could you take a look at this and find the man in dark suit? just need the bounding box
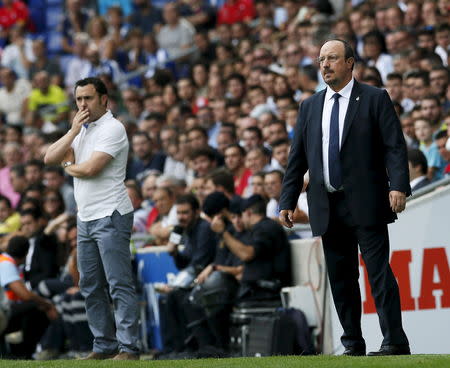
[279,39,410,356]
[408,149,431,193]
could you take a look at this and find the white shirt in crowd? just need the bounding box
[0,78,31,125]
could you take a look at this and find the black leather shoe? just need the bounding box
[342,347,366,356]
[367,345,411,356]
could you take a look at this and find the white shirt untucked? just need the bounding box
[71,110,133,221]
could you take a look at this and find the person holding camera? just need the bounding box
[210,194,292,302]
[159,194,217,356]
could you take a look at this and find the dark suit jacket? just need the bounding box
[25,232,60,289]
[279,81,411,236]
[411,177,431,193]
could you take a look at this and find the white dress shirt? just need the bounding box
[322,78,354,192]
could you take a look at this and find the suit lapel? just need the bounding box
[341,81,362,148]
[311,89,326,183]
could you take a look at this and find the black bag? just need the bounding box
[247,310,296,357]
[247,308,315,357]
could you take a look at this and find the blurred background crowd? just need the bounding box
[0,0,448,360]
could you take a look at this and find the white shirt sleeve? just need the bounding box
[0,261,21,288]
[94,122,127,158]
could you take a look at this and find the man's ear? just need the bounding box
[347,57,355,69]
[101,94,108,107]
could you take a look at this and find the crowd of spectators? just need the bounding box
[0,0,448,360]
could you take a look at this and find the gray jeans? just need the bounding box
[77,210,139,354]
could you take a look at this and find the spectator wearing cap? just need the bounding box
[408,149,431,193]
[0,68,31,126]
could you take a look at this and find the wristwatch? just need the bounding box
[62,161,73,168]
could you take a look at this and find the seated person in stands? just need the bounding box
[0,236,58,359]
[182,194,247,357]
[34,220,93,360]
[210,194,292,302]
[179,194,292,358]
[158,194,217,355]
[408,148,431,193]
[0,194,20,235]
[148,187,178,245]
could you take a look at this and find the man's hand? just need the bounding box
[389,191,406,213]
[71,108,90,135]
[279,210,294,228]
[210,215,226,233]
[195,264,213,284]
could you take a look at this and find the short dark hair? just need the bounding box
[435,130,448,140]
[206,168,235,195]
[243,126,263,140]
[10,164,25,177]
[7,236,30,259]
[74,77,108,97]
[327,38,355,60]
[132,131,152,142]
[271,138,290,149]
[408,149,428,175]
[176,193,200,212]
[190,147,217,162]
[387,72,402,82]
[266,169,284,182]
[20,207,42,220]
[0,194,12,209]
[225,142,246,158]
[25,159,45,170]
[43,166,64,177]
[187,126,208,139]
[246,196,267,216]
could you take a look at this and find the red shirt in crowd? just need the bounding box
[0,1,29,31]
[217,0,255,25]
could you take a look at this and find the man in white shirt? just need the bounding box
[44,77,139,360]
[0,68,31,125]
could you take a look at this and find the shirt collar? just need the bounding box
[410,175,426,188]
[325,78,354,101]
[84,110,112,129]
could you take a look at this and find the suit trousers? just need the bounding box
[77,210,140,354]
[322,191,408,349]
